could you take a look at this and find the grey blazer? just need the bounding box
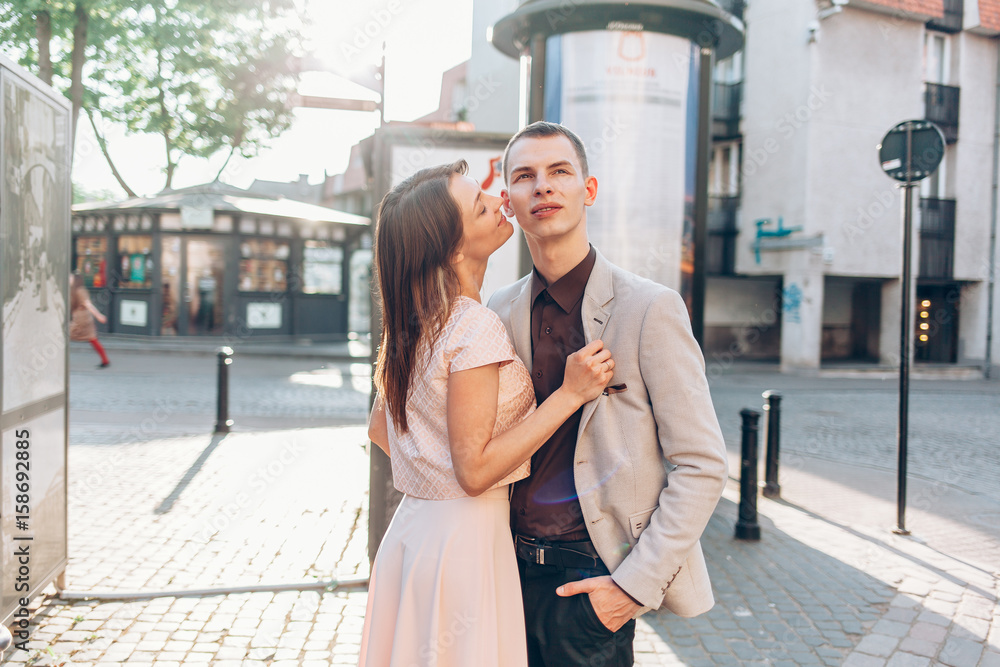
[488,250,728,618]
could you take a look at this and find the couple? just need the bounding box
[360,122,728,667]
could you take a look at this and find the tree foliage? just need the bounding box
[0,0,302,193]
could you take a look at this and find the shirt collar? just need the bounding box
[530,245,597,313]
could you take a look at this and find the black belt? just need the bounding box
[514,534,603,570]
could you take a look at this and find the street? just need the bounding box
[20,343,993,667]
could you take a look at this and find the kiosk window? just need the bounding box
[239,239,289,292]
[302,241,343,294]
[75,236,107,288]
[117,236,153,289]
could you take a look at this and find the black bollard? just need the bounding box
[761,390,782,498]
[735,408,762,541]
[215,346,233,434]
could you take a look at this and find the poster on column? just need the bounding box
[1,67,70,411]
[551,30,697,299]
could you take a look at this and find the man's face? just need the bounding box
[501,134,597,244]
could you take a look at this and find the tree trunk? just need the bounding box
[212,144,237,182]
[153,3,175,191]
[87,110,138,198]
[69,1,89,158]
[36,10,53,85]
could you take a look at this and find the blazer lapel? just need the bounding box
[509,279,533,371]
[578,252,615,434]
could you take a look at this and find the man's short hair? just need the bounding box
[502,121,589,183]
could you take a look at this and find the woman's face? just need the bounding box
[450,173,512,264]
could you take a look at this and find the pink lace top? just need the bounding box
[386,297,536,500]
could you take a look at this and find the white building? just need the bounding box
[467,0,1000,376]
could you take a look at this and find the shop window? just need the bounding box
[75,236,107,288]
[117,236,154,289]
[302,241,343,294]
[239,239,289,292]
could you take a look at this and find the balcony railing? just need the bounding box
[712,82,742,139]
[927,0,963,33]
[919,197,956,279]
[925,82,960,143]
[707,195,739,275]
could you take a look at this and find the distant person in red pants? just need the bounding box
[70,273,110,368]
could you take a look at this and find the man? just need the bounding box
[488,121,728,666]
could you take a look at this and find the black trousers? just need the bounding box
[518,558,636,667]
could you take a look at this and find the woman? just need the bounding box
[358,161,614,666]
[70,273,110,368]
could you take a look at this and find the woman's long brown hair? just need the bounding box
[373,160,468,432]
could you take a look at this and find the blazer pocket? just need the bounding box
[628,506,658,539]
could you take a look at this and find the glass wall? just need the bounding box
[302,241,343,294]
[117,235,153,289]
[239,239,289,292]
[74,236,107,287]
[160,235,181,335]
[187,237,226,335]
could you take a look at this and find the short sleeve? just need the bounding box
[448,302,517,373]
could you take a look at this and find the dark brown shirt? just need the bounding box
[511,246,597,541]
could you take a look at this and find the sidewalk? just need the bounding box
[83,334,372,362]
[2,423,996,666]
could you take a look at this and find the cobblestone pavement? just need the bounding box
[707,370,1000,502]
[1,351,996,666]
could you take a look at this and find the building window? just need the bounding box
[710,143,740,196]
[117,235,153,289]
[302,241,343,294]
[924,32,950,85]
[239,239,289,292]
[75,236,107,288]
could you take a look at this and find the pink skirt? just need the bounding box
[358,486,528,667]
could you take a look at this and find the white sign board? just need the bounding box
[119,299,148,327]
[180,206,214,230]
[247,302,282,329]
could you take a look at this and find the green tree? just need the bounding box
[0,0,302,195]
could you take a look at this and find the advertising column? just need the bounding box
[0,55,70,638]
[545,29,700,302]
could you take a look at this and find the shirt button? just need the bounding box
[545,327,552,334]
[519,509,526,516]
[535,370,543,378]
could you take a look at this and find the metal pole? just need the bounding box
[369,131,389,569]
[735,408,761,540]
[691,47,713,348]
[761,390,782,498]
[214,346,233,434]
[984,41,1000,379]
[895,122,914,536]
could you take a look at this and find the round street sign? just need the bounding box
[878,120,945,183]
